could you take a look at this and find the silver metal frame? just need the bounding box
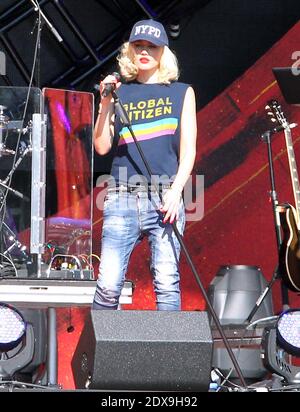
[30,113,46,275]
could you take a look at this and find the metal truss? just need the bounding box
[0,0,210,89]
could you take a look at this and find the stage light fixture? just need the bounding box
[208,265,274,381]
[0,303,26,352]
[277,309,300,357]
[0,305,48,382]
[261,316,300,385]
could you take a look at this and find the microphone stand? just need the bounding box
[0,180,29,202]
[246,129,289,323]
[29,0,63,43]
[112,90,247,389]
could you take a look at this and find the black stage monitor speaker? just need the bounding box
[72,310,213,391]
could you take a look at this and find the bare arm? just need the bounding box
[160,86,197,223]
[172,86,197,192]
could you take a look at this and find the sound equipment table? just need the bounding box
[0,278,133,307]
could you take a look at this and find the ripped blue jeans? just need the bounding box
[93,188,185,310]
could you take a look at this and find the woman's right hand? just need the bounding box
[99,74,122,105]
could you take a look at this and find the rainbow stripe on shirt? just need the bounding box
[118,117,178,146]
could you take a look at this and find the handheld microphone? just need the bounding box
[101,72,121,98]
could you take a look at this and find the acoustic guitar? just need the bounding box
[266,100,300,292]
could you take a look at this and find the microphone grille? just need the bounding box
[112,72,121,81]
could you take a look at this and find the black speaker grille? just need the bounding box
[72,310,212,391]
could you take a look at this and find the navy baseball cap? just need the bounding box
[129,19,169,47]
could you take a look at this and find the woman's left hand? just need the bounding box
[159,185,183,224]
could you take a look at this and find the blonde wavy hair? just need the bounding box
[117,42,179,84]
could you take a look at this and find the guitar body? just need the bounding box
[279,204,300,292]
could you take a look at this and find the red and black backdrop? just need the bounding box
[1,0,300,389]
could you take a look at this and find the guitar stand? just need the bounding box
[247,129,289,323]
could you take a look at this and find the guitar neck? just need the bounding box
[284,127,300,227]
